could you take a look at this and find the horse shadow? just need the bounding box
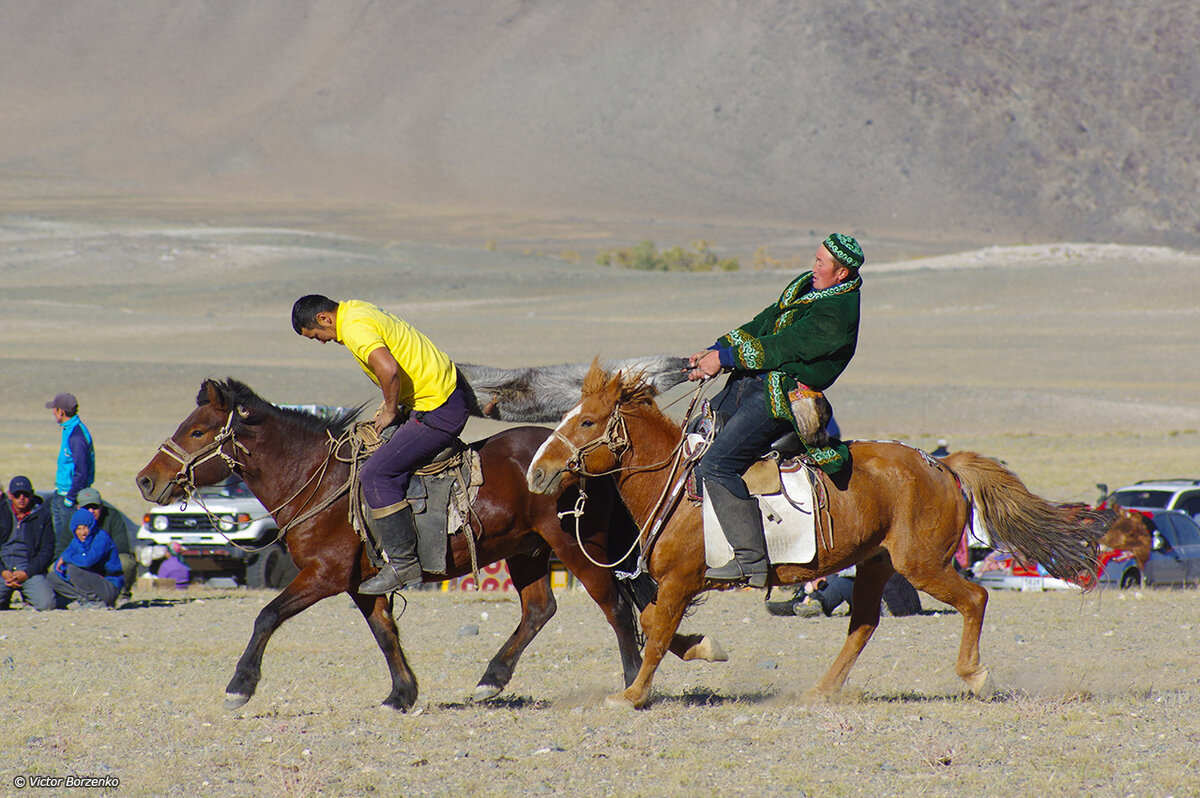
[116,596,211,610]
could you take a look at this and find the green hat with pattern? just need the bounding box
[823,233,864,270]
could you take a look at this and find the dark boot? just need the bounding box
[703,481,769,588]
[359,501,424,594]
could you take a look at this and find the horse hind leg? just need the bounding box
[472,552,557,702]
[906,566,992,697]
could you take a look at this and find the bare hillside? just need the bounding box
[1,1,1196,247]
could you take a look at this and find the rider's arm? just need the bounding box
[367,347,404,431]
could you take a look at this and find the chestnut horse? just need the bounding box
[136,379,723,712]
[526,365,1103,708]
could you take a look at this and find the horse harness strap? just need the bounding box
[154,410,249,497]
[552,403,630,477]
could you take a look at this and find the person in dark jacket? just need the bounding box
[0,476,57,611]
[687,233,864,588]
[48,508,123,609]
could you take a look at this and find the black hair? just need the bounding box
[291,294,339,334]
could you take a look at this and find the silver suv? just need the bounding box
[136,475,298,589]
[1107,480,1200,521]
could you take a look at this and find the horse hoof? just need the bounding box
[604,691,644,710]
[224,693,251,710]
[966,668,994,699]
[472,684,502,703]
[682,635,728,663]
[800,687,832,704]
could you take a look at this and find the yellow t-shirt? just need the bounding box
[335,300,457,412]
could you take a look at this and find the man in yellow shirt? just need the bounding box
[292,295,470,593]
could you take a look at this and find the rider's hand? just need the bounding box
[373,407,398,433]
[687,350,722,381]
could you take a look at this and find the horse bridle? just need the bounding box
[552,403,630,477]
[154,409,250,497]
[153,408,350,545]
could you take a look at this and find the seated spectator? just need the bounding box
[155,542,191,589]
[931,439,950,458]
[767,568,922,618]
[48,508,124,609]
[76,487,135,603]
[0,476,57,611]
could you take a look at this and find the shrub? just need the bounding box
[595,240,739,272]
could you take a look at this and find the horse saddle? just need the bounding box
[358,438,484,575]
[683,430,822,569]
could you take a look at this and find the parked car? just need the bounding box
[1142,510,1200,587]
[1106,479,1200,520]
[975,510,1200,591]
[136,475,298,589]
[974,548,1143,591]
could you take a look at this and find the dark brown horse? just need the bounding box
[135,378,724,712]
[526,364,1103,708]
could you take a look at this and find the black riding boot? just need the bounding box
[359,501,424,594]
[703,481,770,588]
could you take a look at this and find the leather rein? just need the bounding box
[152,409,352,550]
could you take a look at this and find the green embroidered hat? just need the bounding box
[823,233,864,270]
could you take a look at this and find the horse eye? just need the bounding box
[580,419,595,428]
[190,429,205,438]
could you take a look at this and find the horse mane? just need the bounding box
[197,378,362,439]
[581,360,662,408]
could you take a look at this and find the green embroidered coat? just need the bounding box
[717,271,861,472]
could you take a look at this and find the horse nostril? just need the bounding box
[136,474,154,497]
[529,468,543,489]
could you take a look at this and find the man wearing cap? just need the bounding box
[77,487,135,603]
[0,476,57,611]
[687,233,864,587]
[46,391,95,555]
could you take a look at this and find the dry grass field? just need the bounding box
[3,585,1200,796]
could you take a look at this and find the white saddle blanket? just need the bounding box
[702,459,819,568]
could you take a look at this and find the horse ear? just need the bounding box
[618,370,658,406]
[200,379,230,411]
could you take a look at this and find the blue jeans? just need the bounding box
[50,493,75,558]
[360,379,471,510]
[696,375,793,500]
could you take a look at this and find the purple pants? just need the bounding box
[360,377,471,510]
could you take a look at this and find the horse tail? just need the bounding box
[944,451,1103,586]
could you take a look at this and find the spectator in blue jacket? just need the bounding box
[46,392,96,556]
[48,508,123,609]
[0,476,57,611]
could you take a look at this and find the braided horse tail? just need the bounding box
[943,452,1104,587]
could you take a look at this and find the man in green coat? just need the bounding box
[687,233,863,587]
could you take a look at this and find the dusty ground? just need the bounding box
[3,584,1200,796]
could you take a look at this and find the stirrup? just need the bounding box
[705,560,768,589]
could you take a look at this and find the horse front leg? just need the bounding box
[805,555,891,701]
[472,551,557,702]
[224,567,341,710]
[349,591,419,710]
[605,575,696,709]
[542,537,644,689]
